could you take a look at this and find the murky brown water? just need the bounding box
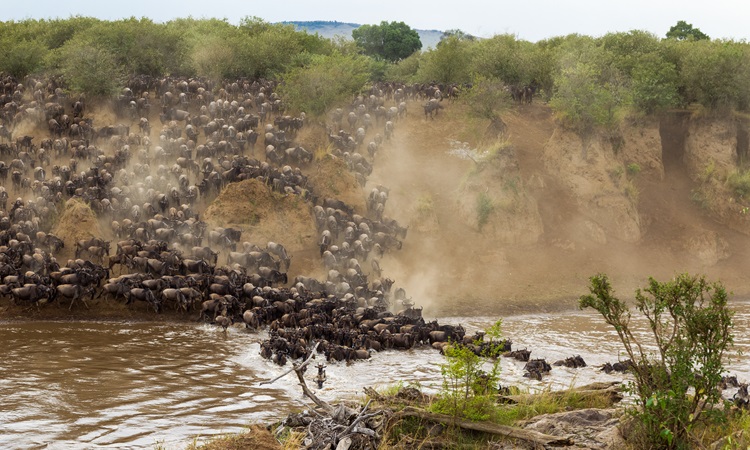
[2,300,750,449]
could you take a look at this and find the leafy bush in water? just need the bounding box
[432,320,504,421]
[580,273,734,449]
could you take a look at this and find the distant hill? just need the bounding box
[279,21,444,50]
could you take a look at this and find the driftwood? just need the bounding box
[391,407,574,447]
[260,341,335,415]
[263,344,386,449]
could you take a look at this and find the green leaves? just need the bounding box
[666,20,710,41]
[415,35,473,84]
[57,40,124,97]
[550,40,624,134]
[433,321,503,421]
[581,273,735,448]
[0,37,47,79]
[352,21,421,62]
[278,52,369,117]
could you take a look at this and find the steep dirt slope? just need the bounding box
[368,102,750,316]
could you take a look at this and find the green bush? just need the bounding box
[432,320,503,421]
[414,35,473,84]
[727,170,750,199]
[383,52,421,82]
[627,163,642,177]
[278,52,369,116]
[550,38,624,134]
[580,273,734,449]
[56,38,124,97]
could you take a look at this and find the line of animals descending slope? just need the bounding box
[0,75,480,363]
[0,74,656,392]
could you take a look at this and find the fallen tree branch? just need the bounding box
[259,341,334,415]
[363,386,383,402]
[259,341,320,386]
[339,399,371,438]
[295,361,334,415]
[391,407,574,447]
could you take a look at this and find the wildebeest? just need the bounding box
[423,99,444,118]
[267,241,290,271]
[11,284,52,306]
[56,284,94,310]
[126,288,160,312]
[258,266,287,286]
[161,288,189,311]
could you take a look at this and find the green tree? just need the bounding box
[432,320,504,421]
[278,52,369,117]
[580,273,734,449]
[55,36,124,97]
[439,29,476,45]
[600,30,662,77]
[470,34,538,86]
[674,39,750,110]
[550,38,624,134]
[462,75,511,135]
[0,37,48,78]
[629,53,680,114]
[352,21,421,62]
[415,35,474,83]
[666,20,710,41]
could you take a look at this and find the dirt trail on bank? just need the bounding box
[367,102,750,316]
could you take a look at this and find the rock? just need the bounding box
[523,408,626,449]
[684,230,730,266]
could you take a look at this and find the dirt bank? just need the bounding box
[365,103,750,316]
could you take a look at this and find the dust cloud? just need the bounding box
[364,103,750,317]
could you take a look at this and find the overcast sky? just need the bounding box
[3,0,748,43]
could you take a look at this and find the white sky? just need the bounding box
[2,0,748,43]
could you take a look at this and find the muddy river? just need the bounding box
[3,300,750,449]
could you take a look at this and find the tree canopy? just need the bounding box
[351,21,421,62]
[4,16,750,127]
[666,20,710,41]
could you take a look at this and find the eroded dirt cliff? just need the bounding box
[368,103,750,315]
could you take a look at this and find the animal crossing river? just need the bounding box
[2,301,750,449]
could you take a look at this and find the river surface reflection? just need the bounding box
[2,299,749,449]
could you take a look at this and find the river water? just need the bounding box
[2,300,750,449]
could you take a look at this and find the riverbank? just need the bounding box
[184,381,627,450]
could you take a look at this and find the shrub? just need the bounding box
[579,273,734,449]
[432,320,504,421]
[279,52,369,117]
[727,169,750,199]
[624,181,640,204]
[626,163,642,177]
[56,39,124,97]
[550,39,624,135]
[415,194,434,217]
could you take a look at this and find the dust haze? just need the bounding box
[363,103,750,317]
[9,94,750,318]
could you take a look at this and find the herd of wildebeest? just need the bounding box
[0,73,664,384]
